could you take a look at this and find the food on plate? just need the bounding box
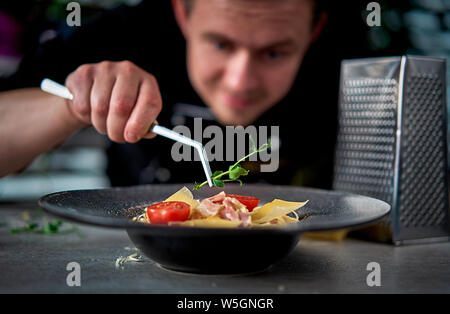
[133,187,308,228]
[145,201,190,224]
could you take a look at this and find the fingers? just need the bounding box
[124,77,162,142]
[107,73,139,143]
[65,61,162,143]
[144,120,159,140]
[65,64,93,124]
[90,73,115,134]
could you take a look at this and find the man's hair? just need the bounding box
[182,0,328,25]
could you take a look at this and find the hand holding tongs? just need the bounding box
[40,78,213,187]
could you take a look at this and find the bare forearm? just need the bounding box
[0,88,85,177]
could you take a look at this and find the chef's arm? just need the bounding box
[0,88,85,177]
[0,60,162,178]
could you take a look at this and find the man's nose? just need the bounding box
[223,50,259,92]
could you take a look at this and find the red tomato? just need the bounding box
[146,201,190,224]
[225,195,260,211]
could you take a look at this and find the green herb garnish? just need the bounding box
[194,137,271,190]
[10,220,63,234]
[10,209,83,237]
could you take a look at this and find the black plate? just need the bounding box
[39,184,390,274]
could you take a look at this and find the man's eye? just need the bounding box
[266,50,282,60]
[214,41,228,50]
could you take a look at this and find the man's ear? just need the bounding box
[172,0,189,39]
[310,12,328,44]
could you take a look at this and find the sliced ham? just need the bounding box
[219,206,239,221]
[219,197,249,223]
[238,212,251,227]
[226,197,247,213]
[196,193,252,226]
[207,191,226,203]
[193,199,223,218]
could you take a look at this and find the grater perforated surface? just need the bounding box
[399,74,447,228]
[334,78,397,212]
[333,56,450,243]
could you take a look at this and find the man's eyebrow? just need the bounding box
[202,32,233,43]
[261,39,297,50]
[202,32,297,50]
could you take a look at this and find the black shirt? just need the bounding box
[3,1,338,189]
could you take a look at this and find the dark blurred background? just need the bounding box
[0,0,448,200]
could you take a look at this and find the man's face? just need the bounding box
[180,0,316,126]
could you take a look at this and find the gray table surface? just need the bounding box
[0,202,449,294]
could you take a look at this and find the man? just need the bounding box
[0,0,335,188]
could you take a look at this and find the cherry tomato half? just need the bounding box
[146,201,190,224]
[225,195,260,212]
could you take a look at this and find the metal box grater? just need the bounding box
[333,55,450,245]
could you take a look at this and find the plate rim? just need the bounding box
[38,183,391,234]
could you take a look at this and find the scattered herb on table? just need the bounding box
[10,209,83,237]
